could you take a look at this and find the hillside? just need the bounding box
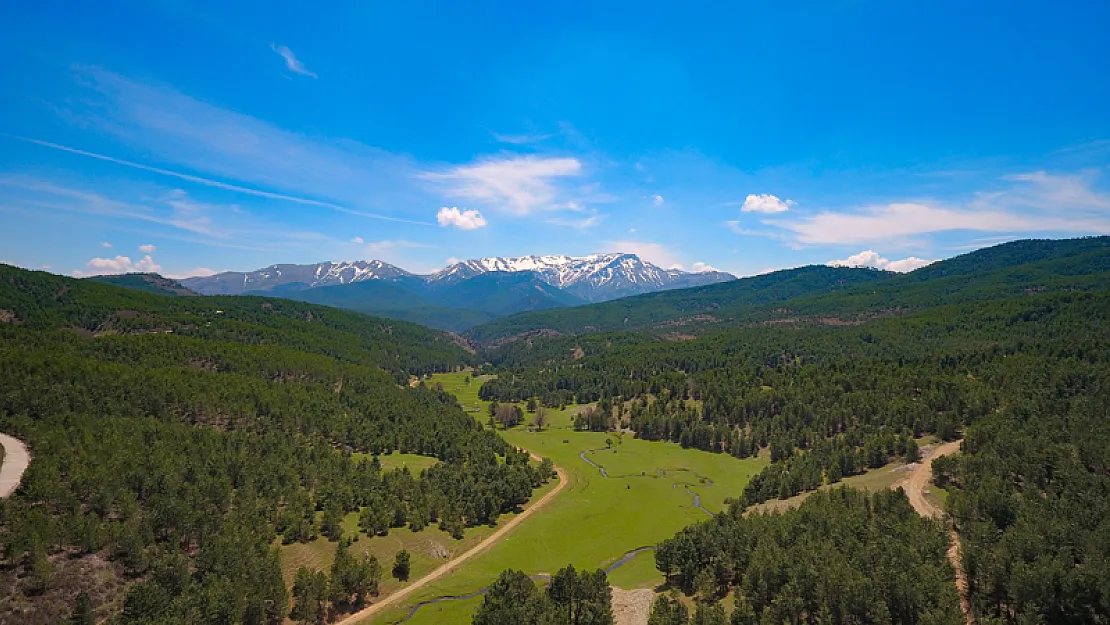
[467,236,1110,345]
[466,265,890,344]
[0,265,474,379]
[0,265,553,625]
[268,279,497,333]
[86,272,199,296]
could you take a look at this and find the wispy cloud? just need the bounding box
[138,244,156,253]
[651,194,665,206]
[437,206,488,230]
[423,155,586,215]
[270,44,317,78]
[165,267,217,279]
[490,131,552,145]
[7,135,432,226]
[39,68,436,225]
[0,177,352,254]
[546,212,604,229]
[363,239,433,255]
[767,171,1110,246]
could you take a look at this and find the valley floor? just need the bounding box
[355,371,767,625]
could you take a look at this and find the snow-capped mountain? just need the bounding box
[429,253,734,301]
[180,260,416,295]
[181,254,734,301]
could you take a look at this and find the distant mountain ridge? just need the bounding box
[426,253,735,301]
[173,254,735,332]
[180,253,734,300]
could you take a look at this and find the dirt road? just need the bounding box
[337,455,568,625]
[895,439,972,624]
[899,439,961,518]
[0,433,30,498]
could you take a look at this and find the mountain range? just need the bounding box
[175,254,734,332]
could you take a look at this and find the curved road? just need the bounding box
[0,433,30,498]
[336,454,568,625]
[897,439,972,624]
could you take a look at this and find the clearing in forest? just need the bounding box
[358,371,767,625]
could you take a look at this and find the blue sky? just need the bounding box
[2,0,1109,279]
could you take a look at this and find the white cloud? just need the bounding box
[165,267,217,279]
[445,257,460,266]
[77,254,162,276]
[437,207,488,230]
[351,237,364,244]
[270,44,317,78]
[603,241,682,269]
[651,194,665,206]
[828,250,934,273]
[777,202,1110,246]
[101,241,113,248]
[741,193,794,214]
[423,156,584,215]
[139,244,156,253]
[691,262,721,273]
[770,171,1110,247]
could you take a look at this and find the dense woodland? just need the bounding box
[474,238,1110,624]
[471,565,614,625]
[0,267,550,624]
[652,489,962,624]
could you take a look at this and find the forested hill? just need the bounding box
[1,264,475,379]
[466,236,1110,345]
[465,265,889,344]
[0,264,555,625]
[86,272,199,297]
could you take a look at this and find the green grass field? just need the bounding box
[359,371,768,625]
[349,451,441,474]
[421,370,588,430]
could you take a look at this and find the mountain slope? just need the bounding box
[468,236,1110,346]
[87,272,198,296]
[426,271,587,316]
[465,265,890,344]
[277,279,496,333]
[0,265,474,377]
[181,260,415,295]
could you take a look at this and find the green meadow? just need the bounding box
[360,371,768,625]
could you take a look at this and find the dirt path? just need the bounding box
[337,454,568,625]
[0,433,30,498]
[894,439,972,624]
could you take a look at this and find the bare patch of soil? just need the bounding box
[0,551,129,625]
[611,587,654,625]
